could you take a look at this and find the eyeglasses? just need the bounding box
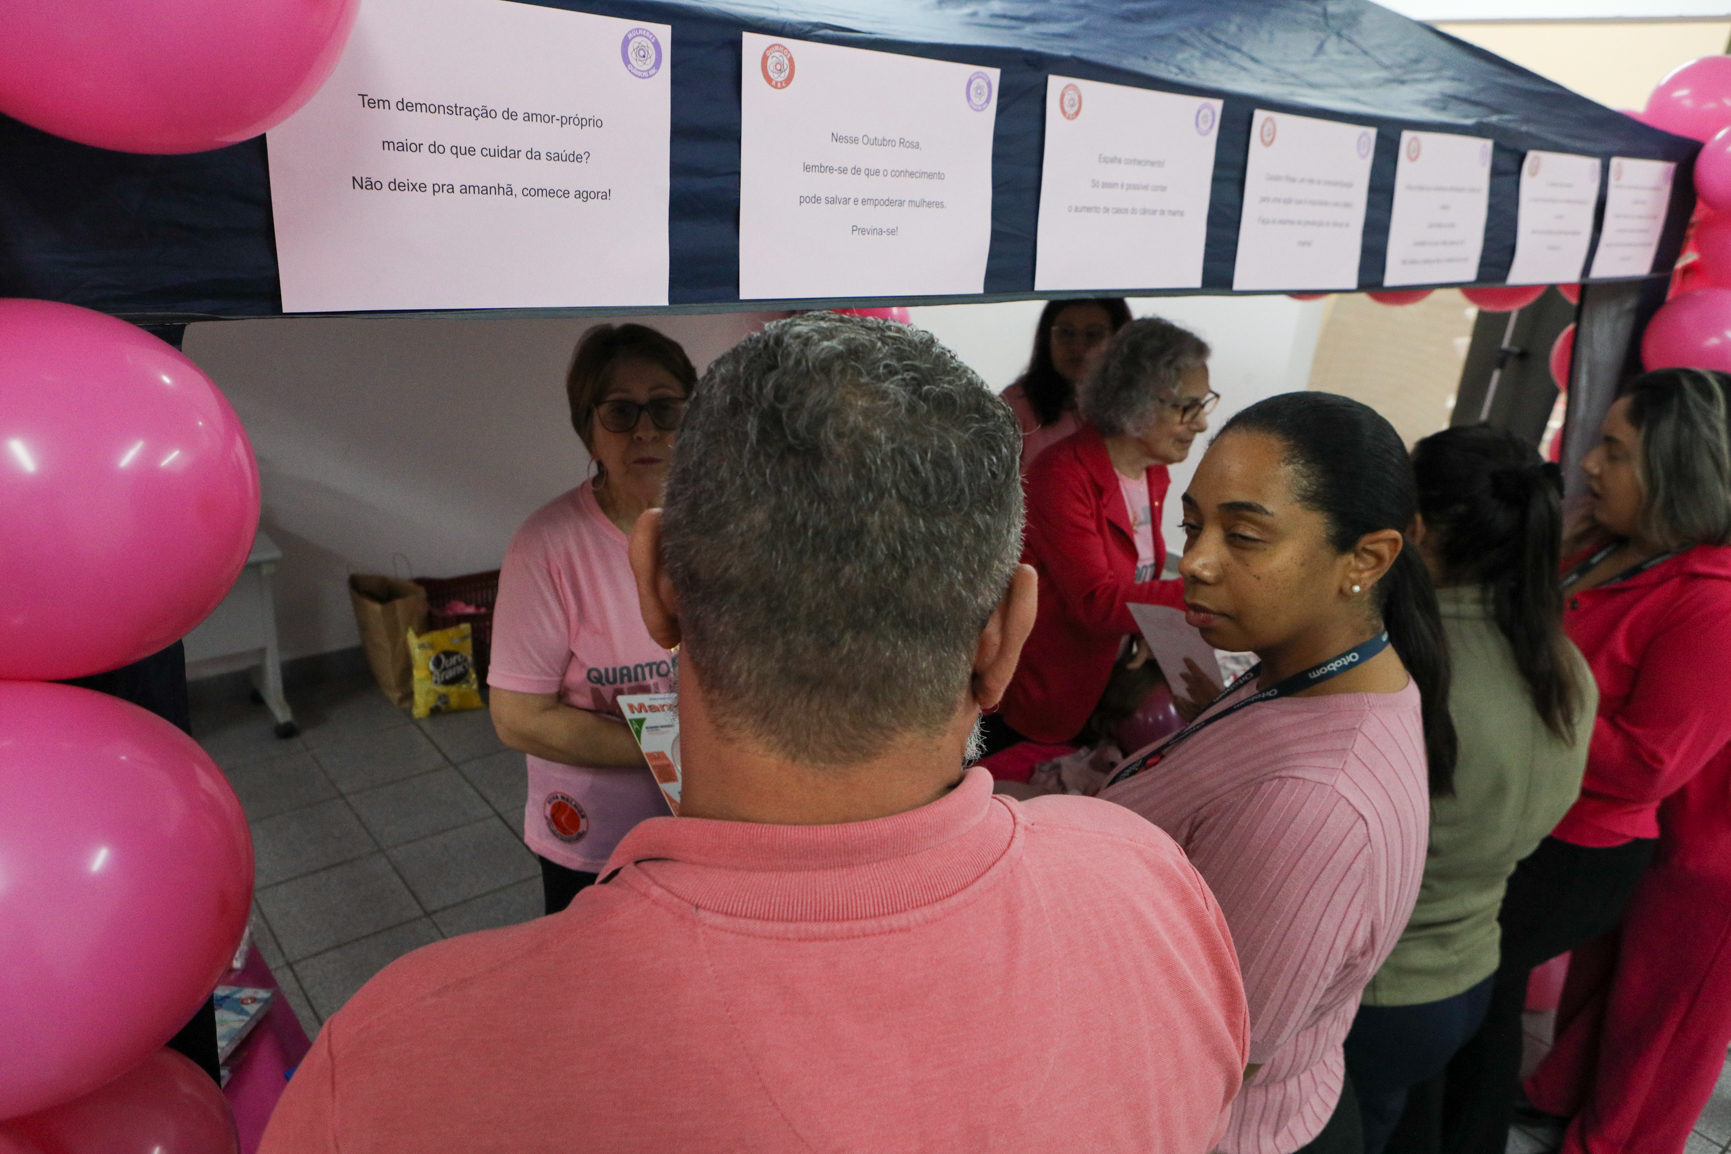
[1168,391,1220,423]
[594,397,688,434]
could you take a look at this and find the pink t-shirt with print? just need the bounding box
[1118,471,1159,583]
[488,481,675,872]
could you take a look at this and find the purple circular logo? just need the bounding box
[1357,130,1373,159]
[621,27,661,79]
[966,71,993,112]
[1195,103,1216,136]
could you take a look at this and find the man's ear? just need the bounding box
[628,509,682,650]
[971,564,1038,710]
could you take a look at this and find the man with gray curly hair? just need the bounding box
[261,313,1249,1154]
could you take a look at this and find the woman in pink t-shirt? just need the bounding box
[1102,392,1453,1154]
[1000,298,1129,474]
[488,324,694,914]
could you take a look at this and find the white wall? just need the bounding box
[181,312,784,662]
[908,295,1328,560]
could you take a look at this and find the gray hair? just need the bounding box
[1621,367,1731,549]
[1078,316,1210,436]
[659,313,1024,766]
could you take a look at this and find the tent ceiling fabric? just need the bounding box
[0,0,1699,318]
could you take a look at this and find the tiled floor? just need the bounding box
[190,667,543,1036]
[193,665,1731,1153]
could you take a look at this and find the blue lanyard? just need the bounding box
[1105,632,1392,789]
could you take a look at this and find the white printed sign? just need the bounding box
[1383,131,1493,287]
[1506,151,1601,286]
[1127,604,1249,689]
[619,693,681,815]
[737,33,998,300]
[267,0,671,311]
[1233,110,1376,291]
[1588,157,1676,280]
[1033,76,1221,291]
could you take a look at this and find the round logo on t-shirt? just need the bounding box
[544,793,590,842]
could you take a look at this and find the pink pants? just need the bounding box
[1524,864,1731,1154]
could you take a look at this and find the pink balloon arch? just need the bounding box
[0,0,360,154]
[1,1049,237,1154]
[1550,325,1576,390]
[0,683,253,1121]
[1643,287,1731,373]
[1644,56,1731,142]
[0,300,260,682]
[831,307,912,324]
[1462,285,1546,312]
[1367,290,1433,306]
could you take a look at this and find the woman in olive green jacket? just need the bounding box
[1345,426,1595,1154]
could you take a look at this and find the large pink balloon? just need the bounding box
[1643,56,1731,142]
[1693,210,1731,276]
[0,0,358,154]
[1642,287,1731,373]
[1696,126,1731,213]
[1550,324,1576,390]
[1,1050,237,1154]
[0,683,253,1120]
[1368,290,1433,306]
[0,300,259,681]
[1462,285,1547,312]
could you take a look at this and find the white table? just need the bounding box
[183,530,297,738]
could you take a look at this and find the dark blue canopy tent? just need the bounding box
[0,0,1700,321]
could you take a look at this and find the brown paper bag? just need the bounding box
[348,574,428,709]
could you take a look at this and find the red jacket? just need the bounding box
[1000,424,1185,743]
[1553,543,1731,846]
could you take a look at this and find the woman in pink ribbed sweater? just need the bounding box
[1103,393,1451,1154]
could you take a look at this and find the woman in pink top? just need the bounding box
[1000,297,1129,473]
[1103,392,1452,1154]
[488,324,694,913]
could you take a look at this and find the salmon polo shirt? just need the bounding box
[260,767,1250,1154]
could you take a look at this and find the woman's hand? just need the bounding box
[1174,658,1222,722]
[490,688,651,769]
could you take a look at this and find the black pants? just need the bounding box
[539,856,599,915]
[64,642,222,1084]
[1294,1073,1365,1154]
[1394,835,1657,1154]
[1345,976,1494,1154]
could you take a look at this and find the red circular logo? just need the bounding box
[1406,135,1422,162]
[761,43,795,90]
[1527,153,1542,177]
[1059,83,1082,121]
[544,793,589,842]
[1613,159,1624,182]
[1259,116,1277,147]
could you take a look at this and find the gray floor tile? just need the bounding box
[388,817,538,912]
[224,750,338,823]
[311,724,449,793]
[1686,1130,1726,1154]
[251,797,379,888]
[249,907,286,973]
[257,854,423,962]
[431,877,543,939]
[195,702,309,770]
[1505,1126,1549,1154]
[347,766,493,849]
[296,674,414,748]
[417,707,505,763]
[271,963,322,1038]
[1698,1060,1731,1146]
[294,918,442,1022]
[455,748,528,824]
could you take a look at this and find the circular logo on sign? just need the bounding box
[761,42,795,89]
[1613,159,1624,182]
[620,27,661,79]
[1059,83,1082,120]
[544,793,589,842]
[1480,140,1492,167]
[1259,116,1277,147]
[1357,130,1373,159]
[1406,135,1422,162]
[966,71,994,112]
[1528,153,1542,177]
[1195,103,1216,136]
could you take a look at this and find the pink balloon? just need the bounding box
[1550,324,1575,390]
[1368,290,1433,306]
[1695,210,1731,276]
[1558,283,1582,305]
[1642,286,1731,372]
[1287,293,1330,301]
[0,0,358,154]
[1696,126,1731,213]
[0,683,252,1120]
[1461,285,1547,312]
[1115,682,1185,755]
[0,300,259,681]
[1,1050,237,1154]
[832,307,912,324]
[1643,56,1731,142]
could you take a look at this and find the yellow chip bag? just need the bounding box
[407,624,485,718]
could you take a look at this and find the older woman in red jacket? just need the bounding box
[980,317,1216,757]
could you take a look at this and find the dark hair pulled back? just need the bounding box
[1222,392,1457,796]
[1019,298,1131,426]
[1412,426,1584,743]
